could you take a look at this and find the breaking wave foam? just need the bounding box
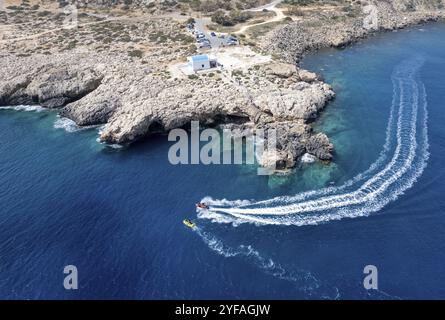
[0,105,45,112]
[54,116,99,133]
[200,58,430,226]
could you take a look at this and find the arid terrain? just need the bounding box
[1,0,444,170]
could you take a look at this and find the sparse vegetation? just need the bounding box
[211,10,254,26]
[283,0,316,5]
[128,49,144,58]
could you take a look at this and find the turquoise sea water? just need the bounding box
[0,23,445,299]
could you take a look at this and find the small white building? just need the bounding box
[187,55,217,72]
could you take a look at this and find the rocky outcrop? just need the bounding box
[264,0,445,63]
[297,70,318,83]
[256,120,311,169]
[2,1,444,174]
[0,53,335,171]
[306,133,334,161]
[28,67,104,108]
[253,82,334,121]
[0,57,104,108]
[264,62,297,78]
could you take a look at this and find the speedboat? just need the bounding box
[196,203,209,210]
[183,219,196,229]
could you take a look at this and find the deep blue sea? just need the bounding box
[1,23,445,299]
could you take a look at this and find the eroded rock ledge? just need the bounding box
[263,1,445,63]
[0,53,334,170]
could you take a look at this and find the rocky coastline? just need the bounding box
[0,52,335,170]
[264,1,445,63]
[1,0,444,171]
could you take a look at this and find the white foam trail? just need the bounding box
[201,196,252,207]
[201,58,429,226]
[195,225,402,298]
[194,227,339,298]
[0,105,45,112]
[202,77,400,210]
[232,76,417,215]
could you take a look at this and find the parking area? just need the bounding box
[166,17,272,78]
[187,19,239,51]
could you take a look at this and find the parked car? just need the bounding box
[199,43,211,49]
[210,32,216,37]
[197,38,209,43]
[196,33,205,39]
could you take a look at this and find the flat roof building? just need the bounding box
[188,55,217,72]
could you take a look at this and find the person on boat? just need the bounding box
[183,219,196,229]
[196,202,209,209]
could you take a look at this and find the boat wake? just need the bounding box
[194,226,402,299]
[199,58,430,226]
[193,58,427,299]
[194,227,340,298]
